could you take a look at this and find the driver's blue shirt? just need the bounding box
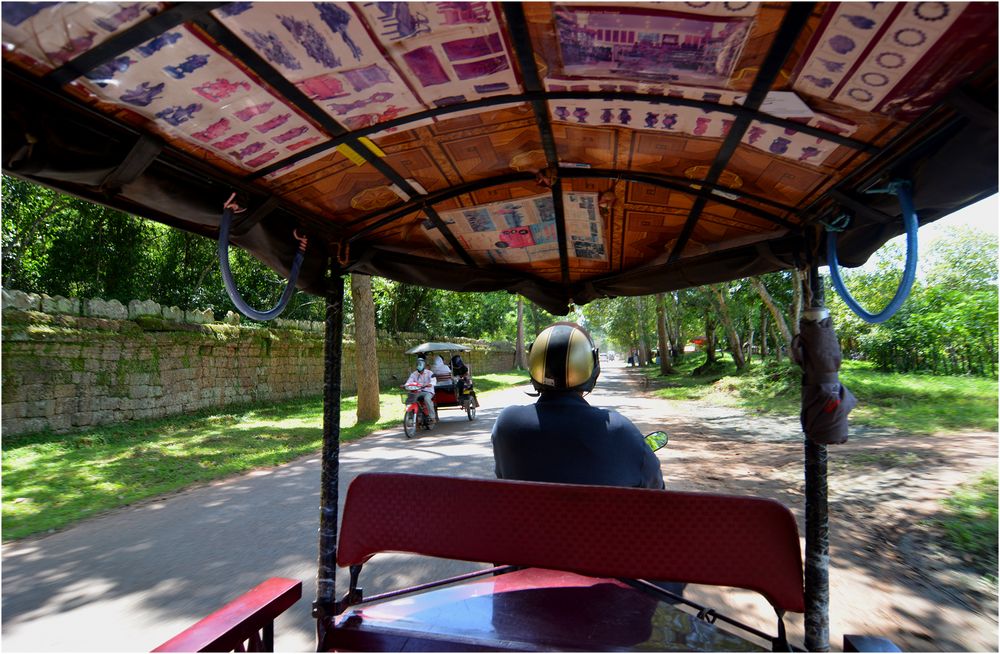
[491,392,665,489]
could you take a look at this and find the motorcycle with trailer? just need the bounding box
[402,342,480,436]
[2,1,996,651]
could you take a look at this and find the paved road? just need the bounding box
[2,363,671,652]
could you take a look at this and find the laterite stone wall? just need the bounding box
[1,290,514,437]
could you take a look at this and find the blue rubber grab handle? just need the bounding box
[826,181,919,324]
[218,204,305,322]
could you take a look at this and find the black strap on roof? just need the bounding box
[346,172,537,242]
[230,195,281,238]
[827,190,894,225]
[799,75,995,226]
[44,3,226,87]
[246,87,875,180]
[188,12,420,200]
[100,133,163,194]
[560,168,796,229]
[422,205,478,268]
[668,2,817,264]
[343,168,796,250]
[503,2,570,285]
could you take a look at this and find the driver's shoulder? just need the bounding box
[498,402,549,424]
[497,403,536,418]
[602,408,644,434]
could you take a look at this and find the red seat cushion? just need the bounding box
[338,473,805,613]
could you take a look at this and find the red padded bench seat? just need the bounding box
[338,473,805,614]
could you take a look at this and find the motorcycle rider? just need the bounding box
[404,357,437,424]
[491,322,664,489]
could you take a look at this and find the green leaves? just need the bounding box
[827,226,998,376]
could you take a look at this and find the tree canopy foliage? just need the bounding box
[580,230,996,378]
[827,229,998,376]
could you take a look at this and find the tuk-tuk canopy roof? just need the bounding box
[2,2,996,313]
[405,343,471,355]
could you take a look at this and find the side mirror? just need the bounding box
[644,430,669,452]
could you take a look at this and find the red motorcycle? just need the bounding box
[401,384,433,439]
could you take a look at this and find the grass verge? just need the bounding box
[642,354,997,433]
[937,470,999,582]
[2,371,529,540]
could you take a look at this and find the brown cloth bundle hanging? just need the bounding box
[792,315,858,445]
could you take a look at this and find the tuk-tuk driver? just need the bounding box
[405,358,437,424]
[491,322,664,489]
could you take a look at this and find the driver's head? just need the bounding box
[415,358,426,372]
[527,322,600,394]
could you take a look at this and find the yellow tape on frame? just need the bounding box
[337,138,385,166]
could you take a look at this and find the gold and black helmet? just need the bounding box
[527,322,600,394]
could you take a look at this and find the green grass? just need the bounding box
[937,471,998,581]
[838,361,998,433]
[644,354,997,433]
[2,371,529,540]
[643,354,742,403]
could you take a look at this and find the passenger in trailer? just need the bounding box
[452,354,471,397]
[429,354,453,391]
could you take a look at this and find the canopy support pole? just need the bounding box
[803,266,830,652]
[314,274,344,650]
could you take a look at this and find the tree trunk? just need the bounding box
[635,296,650,366]
[665,291,683,360]
[655,293,676,374]
[770,320,783,362]
[791,269,803,337]
[760,312,769,358]
[750,276,794,351]
[350,273,381,422]
[401,286,430,331]
[704,311,718,363]
[514,297,527,369]
[710,285,746,369]
[191,260,216,307]
[7,196,70,283]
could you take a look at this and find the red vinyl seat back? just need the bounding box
[338,473,805,613]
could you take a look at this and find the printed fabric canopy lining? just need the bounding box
[2,1,997,314]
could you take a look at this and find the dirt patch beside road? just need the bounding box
[622,369,998,652]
